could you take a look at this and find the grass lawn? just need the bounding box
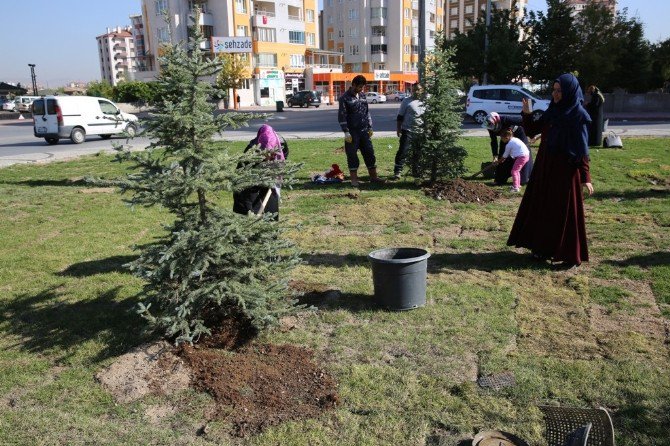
[0,136,669,445]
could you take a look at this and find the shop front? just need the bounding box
[310,71,419,104]
[254,69,286,107]
[284,73,305,95]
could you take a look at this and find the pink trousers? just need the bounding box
[511,156,530,189]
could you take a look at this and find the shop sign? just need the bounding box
[374,70,391,81]
[211,37,253,53]
[260,70,284,80]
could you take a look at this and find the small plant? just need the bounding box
[409,32,467,184]
[113,10,301,344]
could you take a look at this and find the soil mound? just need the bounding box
[424,178,500,203]
[180,342,338,437]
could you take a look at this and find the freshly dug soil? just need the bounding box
[179,342,338,437]
[424,178,500,203]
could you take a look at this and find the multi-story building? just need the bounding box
[130,14,155,81]
[96,26,136,86]
[563,0,616,16]
[445,0,527,36]
[139,0,320,106]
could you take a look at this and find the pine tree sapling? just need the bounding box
[409,33,467,184]
[114,9,302,345]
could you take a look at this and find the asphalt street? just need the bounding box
[1,103,669,168]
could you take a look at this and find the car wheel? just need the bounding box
[125,123,137,138]
[532,110,544,121]
[70,127,86,144]
[372,99,377,104]
[315,105,320,108]
[288,100,293,107]
[45,137,59,145]
[473,110,488,124]
[100,134,112,140]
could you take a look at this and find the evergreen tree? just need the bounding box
[526,0,580,86]
[573,1,617,89]
[410,33,467,184]
[650,38,670,92]
[607,8,652,93]
[113,10,302,344]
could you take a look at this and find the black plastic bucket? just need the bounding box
[368,247,430,310]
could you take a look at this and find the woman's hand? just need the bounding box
[584,182,594,196]
[522,98,532,115]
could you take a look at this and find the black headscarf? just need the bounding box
[542,73,591,160]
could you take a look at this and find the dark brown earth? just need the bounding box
[424,178,500,203]
[176,314,338,437]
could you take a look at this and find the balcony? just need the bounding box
[370,52,386,63]
[253,12,276,27]
[199,40,211,50]
[371,35,385,45]
[288,14,303,22]
[370,16,386,27]
[189,11,214,26]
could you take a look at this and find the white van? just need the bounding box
[15,96,40,112]
[466,85,551,124]
[32,96,138,145]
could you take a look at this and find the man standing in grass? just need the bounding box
[392,83,425,180]
[338,75,384,187]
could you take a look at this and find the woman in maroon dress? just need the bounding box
[507,73,594,267]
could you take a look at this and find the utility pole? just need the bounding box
[418,0,426,84]
[483,0,492,85]
[28,64,38,95]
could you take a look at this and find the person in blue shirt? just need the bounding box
[338,75,384,187]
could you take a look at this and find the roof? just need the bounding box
[0,82,28,95]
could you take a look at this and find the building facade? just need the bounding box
[445,0,527,36]
[563,0,616,16]
[96,27,136,86]
[139,0,319,106]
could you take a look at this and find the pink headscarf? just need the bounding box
[256,124,284,161]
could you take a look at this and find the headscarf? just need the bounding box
[542,73,591,160]
[256,124,284,161]
[483,112,501,131]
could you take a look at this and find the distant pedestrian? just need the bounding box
[498,128,530,193]
[338,75,384,187]
[508,73,594,268]
[585,85,605,146]
[391,83,425,180]
[236,94,241,109]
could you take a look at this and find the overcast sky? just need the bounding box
[1,0,667,87]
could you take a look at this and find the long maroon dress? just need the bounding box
[507,113,591,265]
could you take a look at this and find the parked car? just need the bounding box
[1,97,16,111]
[386,91,408,102]
[364,92,387,104]
[32,96,138,145]
[287,90,321,108]
[15,96,40,113]
[466,85,550,123]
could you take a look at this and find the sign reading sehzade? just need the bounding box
[374,70,391,81]
[212,37,253,53]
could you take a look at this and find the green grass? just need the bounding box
[1,136,669,445]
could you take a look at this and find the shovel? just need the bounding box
[468,160,498,180]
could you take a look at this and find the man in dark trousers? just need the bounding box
[484,112,534,185]
[392,83,425,180]
[338,75,384,187]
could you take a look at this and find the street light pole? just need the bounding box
[418,0,426,85]
[483,0,492,85]
[28,64,37,95]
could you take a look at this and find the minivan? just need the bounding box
[32,96,138,144]
[15,96,40,113]
[466,85,550,124]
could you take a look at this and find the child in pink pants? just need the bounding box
[500,128,530,192]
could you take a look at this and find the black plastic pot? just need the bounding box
[368,247,430,310]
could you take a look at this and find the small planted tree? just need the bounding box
[114,11,301,344]
[409,32,467,184]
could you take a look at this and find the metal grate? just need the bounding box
[540,406,615,446]
[477,371,516,391]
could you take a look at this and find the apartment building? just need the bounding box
[445,0,527,36]
[140,0,319,106]
[96,26,136,86]
[564,0,616,16]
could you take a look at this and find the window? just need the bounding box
[256,27,277,42]
[349,45,359,55]
[99,100,119,115]
[450,7,458,15]
[306,9,315,22]
[307,32,316,46]
[188,0,208,13]
[472,89,502,100]
[290,54,305,67]
[260,87,270,98]
[328,31,334,40]
[371,44,387,54]
[372,26,385,37]
[235,0,247,13]
[404,8,410,18]
[348,9,358,20]
[255,53,277,67]
[404,44,410,54]
[404,25,410,36]
[289,31,305,44]
[236,25,248,36]
[155,0,167,14]
[348,27,359,38]
[503,89,525,102]
[370,7,387,19]
[465,5,473,13]
[157,27,169,43]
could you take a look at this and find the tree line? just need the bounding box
[448,0,670,93]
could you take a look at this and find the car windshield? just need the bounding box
[521,88,542,100]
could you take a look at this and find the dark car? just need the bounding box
[287,90,321,108]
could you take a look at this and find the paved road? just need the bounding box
[1,104,669,168]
